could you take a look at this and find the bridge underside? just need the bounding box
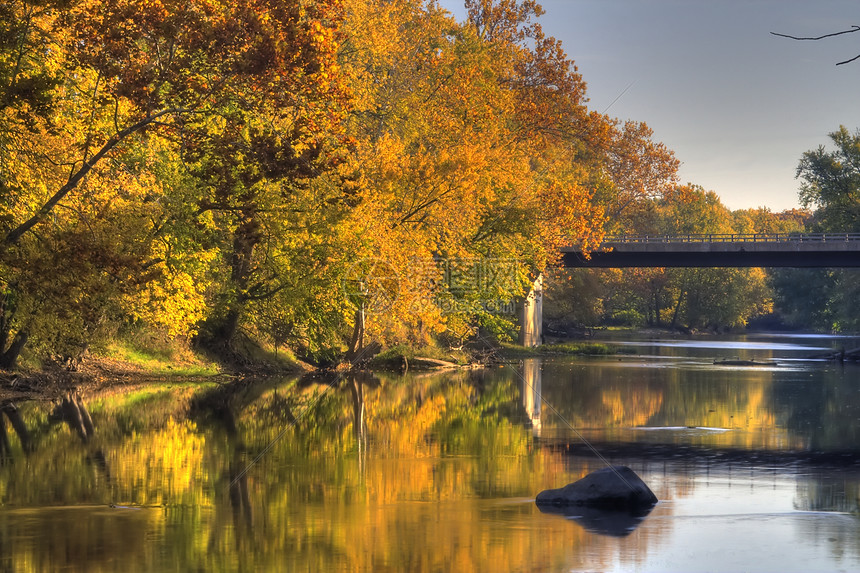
[562,250,860,268]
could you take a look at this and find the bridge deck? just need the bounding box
[562,234,860,267]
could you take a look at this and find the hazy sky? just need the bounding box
[438,0,860,211]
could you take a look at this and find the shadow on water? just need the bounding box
[536,502,656,537]
[2,391,113,485]
[51,391,95,442]
[52,391,112,486]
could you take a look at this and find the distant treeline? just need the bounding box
[545,126,860,333]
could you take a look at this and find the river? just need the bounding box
[0,333,859,572]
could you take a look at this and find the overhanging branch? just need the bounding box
[771,25,860,66]
[2,107,187,247]
[771,25,860,41]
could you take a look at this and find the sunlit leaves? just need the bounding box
[0,0,685,360]
[337,0,621,345]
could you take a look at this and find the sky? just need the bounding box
[437,0,860,211]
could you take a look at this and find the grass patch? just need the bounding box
[103,340,221,377]
[542,342,616,355]
[227,335,306,372]
[499,341,620,358]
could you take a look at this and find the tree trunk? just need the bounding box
[671,289,686,328]
[0,330,29,370]
[347,306,365,361]
[200,209,260,352]
[0,290,10,353]
[215,308,243,348]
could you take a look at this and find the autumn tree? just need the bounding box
[337,0,630,348]
[0,0,353,366]
[595,120,679,234]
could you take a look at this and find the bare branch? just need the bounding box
[771,25,860,66]
[837,53,860,66]
[771,25,860,41]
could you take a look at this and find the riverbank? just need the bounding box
[0,356,228,403]
[0,330,335,401]
[363,340,632,372]
[0,336,636,402]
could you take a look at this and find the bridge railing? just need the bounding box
[601,233,860,244]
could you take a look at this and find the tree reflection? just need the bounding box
[0,358,858,571]
[190,379,280,552]
[0,402,32,457]
[795,470,860,514]
[51,391,95,441]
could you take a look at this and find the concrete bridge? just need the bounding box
[519,233,860,346]
[561,233,860,268]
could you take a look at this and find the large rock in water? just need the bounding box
[535,465,658,510]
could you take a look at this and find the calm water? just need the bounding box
[1,333,859,572]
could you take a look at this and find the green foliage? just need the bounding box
[798,126,860,232]
[541,342,615,355]
[607,309,645,327]
[768,127,860,331]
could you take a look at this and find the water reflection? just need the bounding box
[0,336,857,571]
[0,402,31,456]
[52,391,95,441]
[520,359,542,435]
[537,503,655,538]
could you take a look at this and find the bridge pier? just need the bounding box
[519,274,543,347]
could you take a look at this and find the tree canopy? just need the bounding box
[12,0,825,367]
